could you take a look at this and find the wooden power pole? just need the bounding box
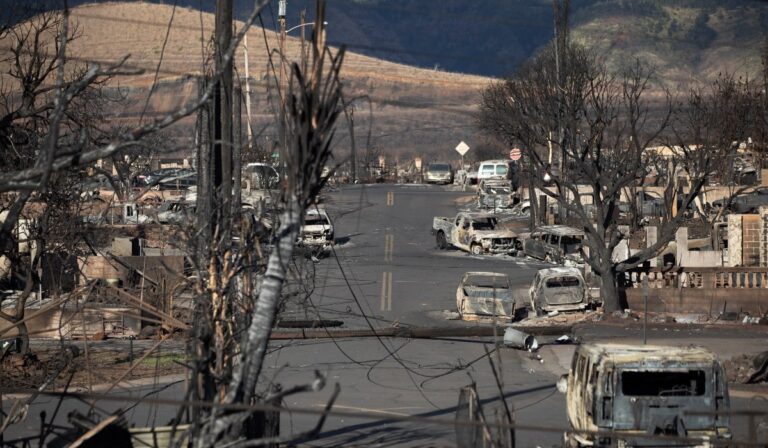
[214,0,234,239]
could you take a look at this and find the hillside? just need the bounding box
[570,0,767,88]
[1,1,766,163]
[0,2,493,164]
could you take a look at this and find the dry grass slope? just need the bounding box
[0,2,494,162]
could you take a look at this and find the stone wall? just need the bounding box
[743,215,761,266]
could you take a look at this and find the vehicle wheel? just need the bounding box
[470,244,483,255]
[521,206,530,214]
[436,231,448,250]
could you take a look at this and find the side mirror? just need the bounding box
[556,374,569,394]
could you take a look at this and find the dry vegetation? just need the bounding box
[0,2,491,163]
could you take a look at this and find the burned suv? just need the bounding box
[523,225,584,264]
[561,343,731,447]
[529,267,589,316]
[298,209,334,254]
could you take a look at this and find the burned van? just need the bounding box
[561,343,731,447]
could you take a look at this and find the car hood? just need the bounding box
[302,224,331,233]
[474,230,517,238]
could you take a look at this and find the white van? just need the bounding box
[476,160,518,188]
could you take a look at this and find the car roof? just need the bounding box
[460,212,499,219]
[479,160,511,165]
[577,343,717,364]
[463,271,509,278]
[537,266,584,278]
[533,225,584,236]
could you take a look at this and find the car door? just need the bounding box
[524,232,542,258]
[454,217,470,251]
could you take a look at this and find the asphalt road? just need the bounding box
[296,183,545,328]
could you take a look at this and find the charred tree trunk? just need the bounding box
[599,265,621,313]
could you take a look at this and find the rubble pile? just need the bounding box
[724,351,768,384]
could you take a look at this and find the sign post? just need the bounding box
[455,141,470,189]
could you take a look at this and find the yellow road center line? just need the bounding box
[384,233,394,262]
[386,191,394,206]
[380,271,392,311]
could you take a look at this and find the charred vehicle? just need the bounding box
[456,272,515,320]
[561,343,731,447]
[529,267,589,316]
[298,209,334,253]
[477,180,516,210]
[432,212,519,255]
[523,225,584,264]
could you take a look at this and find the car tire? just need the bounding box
[436,231,448,250]
[470,244,483,255]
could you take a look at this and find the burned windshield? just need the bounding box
[545,276,581,288]
[305,216,329,226]
[471,218,496,230]
[464,275,509,289]
[621,370,706,396]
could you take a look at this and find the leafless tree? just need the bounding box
[191,8,345,444]
[478,42,721,311]
[0,9,117,353]
[670,73,766,227]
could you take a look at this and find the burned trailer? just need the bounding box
[561,343,731,447]
[456,272,515,320]
[529,267,590,316]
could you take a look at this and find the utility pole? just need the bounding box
[278,0,287,165]
[243,34,253,150]
[214,0,234,238]
[552,0,569,225]
[348,106,357,183]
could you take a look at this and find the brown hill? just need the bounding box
[1,2,493,166]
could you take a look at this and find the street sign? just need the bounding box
[509,148,522,161]
[455,141,470,156]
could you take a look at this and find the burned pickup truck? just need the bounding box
[432,212,519,255]
[561,343,731,447]
[456,272,515,320]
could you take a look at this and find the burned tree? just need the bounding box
[0,10,117,353]
[479,42,722,311]
[191,6,345,444]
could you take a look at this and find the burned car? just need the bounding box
[456,272,515,320]
[561,343,731,447]
[433,212,519,255]
[477,180,516,210]
[298,209,334,254]
[529,267,588,316]
[523,225,584,264]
